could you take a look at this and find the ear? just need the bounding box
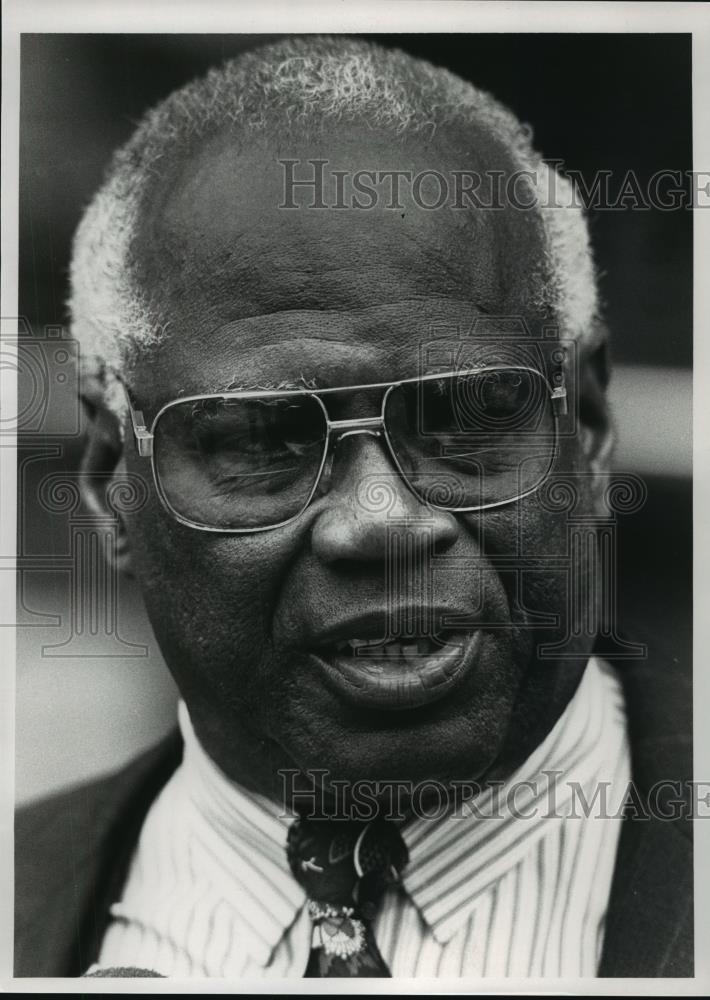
[78,391,133,577]
[576,327,615,509]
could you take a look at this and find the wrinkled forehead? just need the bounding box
[130,118,551,391]
[126,116,545,391]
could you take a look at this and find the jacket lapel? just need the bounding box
[597,636,693,976]
[598,806,693,975]
[15,730,183,976]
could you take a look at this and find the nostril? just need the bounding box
[311,496,460,565]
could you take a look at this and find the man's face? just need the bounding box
[120,121,596,804]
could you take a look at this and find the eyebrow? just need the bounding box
[211,374,324,393]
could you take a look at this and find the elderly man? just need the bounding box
[15,36,692,979]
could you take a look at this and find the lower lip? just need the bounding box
[309,631,483,711]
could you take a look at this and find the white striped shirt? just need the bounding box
[93,656,629,978]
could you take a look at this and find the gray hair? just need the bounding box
[69,35,598,416]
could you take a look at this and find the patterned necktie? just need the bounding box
[287,812,409,977]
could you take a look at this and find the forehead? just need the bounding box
[131,119,549,400]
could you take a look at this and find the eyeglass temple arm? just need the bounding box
[551,385,568,416]
[116,377,154,457]
[550,367,568,416]
[131,412,154,457]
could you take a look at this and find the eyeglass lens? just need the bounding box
[384,369,554,510]
[154,393,328,529]
[152,369,555,530]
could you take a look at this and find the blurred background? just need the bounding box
[15,33,692,803]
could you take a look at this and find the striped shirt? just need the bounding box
[93,656,630,978]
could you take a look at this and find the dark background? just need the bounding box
[20,33,693,367]
[16,34,692,801]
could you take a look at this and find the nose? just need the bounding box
[310,431,460,564]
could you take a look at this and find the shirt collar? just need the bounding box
[400,656,627,943]
[178,655,626,960]
[178,702,305,967]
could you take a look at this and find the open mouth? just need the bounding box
[310,629,482,711]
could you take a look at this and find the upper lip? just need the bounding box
[308,606,480,649]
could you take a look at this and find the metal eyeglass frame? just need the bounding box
[122,365,568,534]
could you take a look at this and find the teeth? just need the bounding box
[333,637,453,661]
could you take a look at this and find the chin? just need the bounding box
[268,631,521,796]
[280,728,510,820]
[278,692,514,802]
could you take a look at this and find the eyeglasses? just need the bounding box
[124,366,567,533]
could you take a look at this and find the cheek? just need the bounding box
[123,494,304,671]
[513,466,602,659]
[462,497,572,620]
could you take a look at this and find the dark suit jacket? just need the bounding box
[15,642,694,978]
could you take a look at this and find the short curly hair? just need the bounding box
[69,35,598,416]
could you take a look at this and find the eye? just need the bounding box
[477,372,525,417]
